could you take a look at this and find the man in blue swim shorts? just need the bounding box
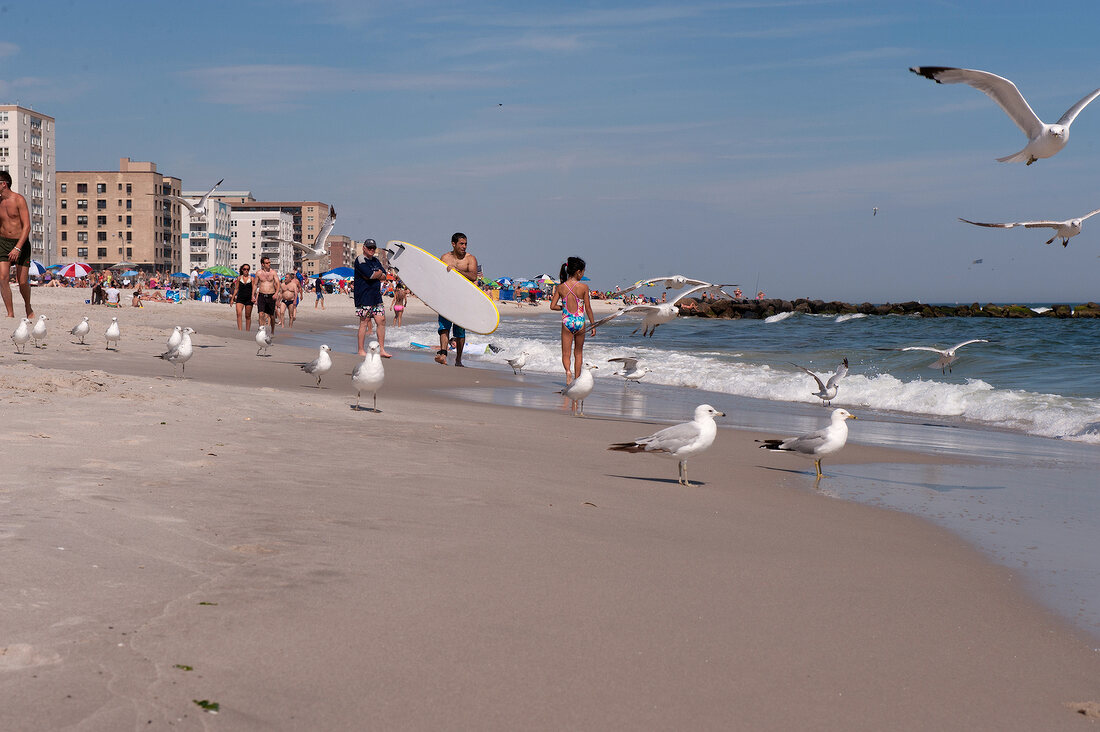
[437,232,478,366]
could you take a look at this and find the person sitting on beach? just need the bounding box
[105,285,122,307]
[91,282,106,305]
[132,287,143,308]
[550,256,595,384]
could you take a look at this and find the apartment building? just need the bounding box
[230,210,294,274]
[222,199,334,276]
[321,234,357,272]
[0,105,56,265]
[55,158,182,271]
[180,193,232,271]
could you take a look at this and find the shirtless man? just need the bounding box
[437,232,478,367]
[277,272,301,328]
[253,256,280,333]
[0,171,33,318]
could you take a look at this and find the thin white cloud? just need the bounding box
[0,42,18,58]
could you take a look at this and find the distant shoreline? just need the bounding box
[683,298,1100,319]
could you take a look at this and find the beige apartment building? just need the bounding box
[319,233,356,272]
[1,105,57,264]
[219,199,334,276]
[55,158,182,272]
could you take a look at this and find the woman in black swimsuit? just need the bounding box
[231,264,254,331]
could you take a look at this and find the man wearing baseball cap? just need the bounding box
[353,239,392,357]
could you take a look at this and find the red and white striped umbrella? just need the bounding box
[58,262,92,278]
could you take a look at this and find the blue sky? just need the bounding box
[6,1,1100,301]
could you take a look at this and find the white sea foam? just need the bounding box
[834,313,868,322]
[764,311,796,323]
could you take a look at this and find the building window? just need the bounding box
[77,199,87,209]
[97,247,107,258]
[126,183,132,194]
[77,247,88,258]
[118,247,123,255]
[126,232,132,242]
[76,183,87,193]
[97,232,107,242]
[97,215,106,226]
[60,199,67,209]
[126,215,132,226]
[61,246,67,256]
[60,232,67,242]
[60,183,67,193]
[60,215,66,225]
[77,215,87,225]
[96,183,106,193]
[126,247,132,258]
[77,232,88,242]
[126,199,131,210]
[97,200,106,210]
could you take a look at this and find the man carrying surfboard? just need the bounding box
[437,232,478,366]
[354,239,392,358]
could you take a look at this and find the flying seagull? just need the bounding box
[618,275,713,295]
[558,363,597,416]
[609,404,725,487]
[878,339,990,374]
[149,178,224,217]
[301,344,332,387]
[592,283,734,337]
[70,316,90,344]
[790,357,848,406]
[608,356,650,384]
[959,207,1100,247]
[758,408,856,478]
[910,66,1100,165]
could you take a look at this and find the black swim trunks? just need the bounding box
[0,236,30,267]
[257,292,276,316]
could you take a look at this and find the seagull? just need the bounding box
[304,207,336,259]
[149,178,224,217]
[609,404,725,487]
[166,325,183,352]
[505,351,530,375]
[70,316,90,344]
[592,283,734,337]
[105,317,120,350]
[255,325,273,356]
[558,363,597,416]
[878,339,990,374]
[608,356,650,383]
[11,317,31,353]
[959,208,1100,247]
[873,207,878,216]
[618,275,714,295]
[909,66,1100,165]
[352,340,385,411]
[301,344,332,387]
[157,327,194,378]
[790,358,848,406]
[758,408,856,478]
[30,315,47,348]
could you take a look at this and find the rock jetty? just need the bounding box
[679,299,1100,319]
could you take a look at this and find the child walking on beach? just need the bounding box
[550,256,595,383]
[392,283,407,326]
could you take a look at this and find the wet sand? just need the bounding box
[2,288,1099,730]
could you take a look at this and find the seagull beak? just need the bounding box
[716,411,726,417]
[847,414,857,420]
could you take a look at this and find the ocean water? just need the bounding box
[287,310,1100,639]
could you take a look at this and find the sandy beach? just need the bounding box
[2,287,1099,730]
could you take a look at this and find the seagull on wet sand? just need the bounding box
[352,340,385,411]
[609,404,725,487]
[157,327,194,378]
[301,344,332,387]
[791,358,848,406]
[559,363,597,416]
[70,316,90,344]
[149,178,224,218]
[910,66,1100,165]
[758,408,856,478]
[959,208,1100,247]
[255,325,273,356]
[30,315,47,348]
[11,317,31,353]
[608,356,650,383]
[592,283,735,337]
[505,351,530,374]
[105,318,120,350]
[879,339,990,374]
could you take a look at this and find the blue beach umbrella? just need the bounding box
[28,260,47,276]
[120,269,139,277]
[170,272,189,278]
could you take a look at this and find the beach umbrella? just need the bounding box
[46,263,65,270]
[496,277,513,286]
[204,265,237,277]
[322,266,353,278]
[27,260,47,276]
[58,262,92,278]
[109,261,136,270]
[321,272,343,280]
[197,271,216,279]
[170,272,189,278]
[120,269,139,277]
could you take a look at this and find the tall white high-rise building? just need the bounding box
[180,194,232,271]
[0,105,56,264]
[230,210,293,275]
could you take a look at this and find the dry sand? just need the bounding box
[2,288,1099,730]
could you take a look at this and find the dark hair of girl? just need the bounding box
[559,256,585,282]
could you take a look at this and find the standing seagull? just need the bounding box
[790,358,848,406]
[166,325,183,352]
[558,363,597,416]
[909,66,1100,165]
[70,316,90,344]
[609,404,725,487]
[30,315,47,348]
[11,317,31,353]
[301,344,332,387]
[592,283,734,337]
[157,327,194,378]
[505,351,530,375]
[255,325,273,356]
[104,317,120,350]
[758,408,856,479]
[879,339,990,374]
[959,208,1100,247]
[149,178,224,218]
[608,356,650,384]
[352,340,385,411]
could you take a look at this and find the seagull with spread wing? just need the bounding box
[910,66,1100,165]
[959,207,1100,247]
[618,275,713,295]
[593,283,734,337]
[790,358,848,406]
[150,178,224,217]
[879,339,990,374]
[608,356,650,384]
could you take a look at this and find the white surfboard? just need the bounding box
[385,240,499,335]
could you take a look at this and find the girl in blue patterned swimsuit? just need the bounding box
[550,257,595,384]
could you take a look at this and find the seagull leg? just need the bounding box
[356,391,361,410]
[814,459,823,478]
[1026,156,1037,166]
[373,394,378,412]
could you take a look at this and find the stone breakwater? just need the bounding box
[681,299,1100,319]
